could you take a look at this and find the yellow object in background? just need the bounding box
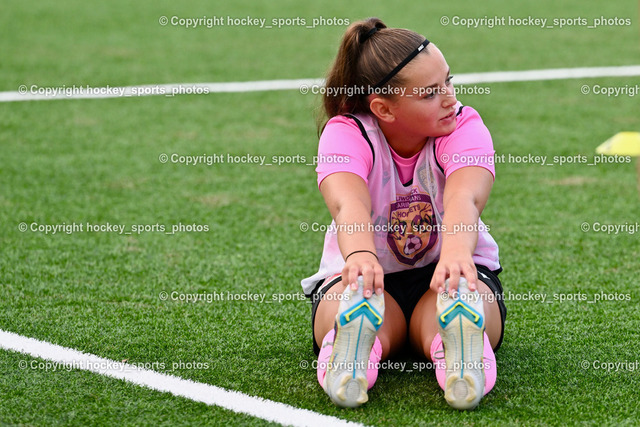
[596,132,640,156]
[596,132,640,196]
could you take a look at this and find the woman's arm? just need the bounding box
[430,166,494,294]
[319,172,384,298]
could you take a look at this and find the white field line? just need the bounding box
[1,65,639,102]
[0,329,364,427]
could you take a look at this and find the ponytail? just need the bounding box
[317,18,427,133]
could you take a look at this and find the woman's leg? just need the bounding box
[408,281,502,358]
[315,277,408,407]
[408,278,503,409]
[314,278,408,360]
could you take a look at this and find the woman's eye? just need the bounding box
[446,75,454,85]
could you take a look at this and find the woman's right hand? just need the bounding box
[342,251,384,298]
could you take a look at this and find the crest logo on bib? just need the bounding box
[387,190,439,265]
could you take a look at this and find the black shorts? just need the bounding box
[308,263,506,355]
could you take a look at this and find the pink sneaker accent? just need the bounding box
[430,332,496,396]
[367,336,382,389]
[316,330,334,387]
[482,332,496,395]
[317,329,382,391]
[430,333,447,391]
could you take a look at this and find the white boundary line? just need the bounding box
[0,329,364,427]
[1,65,639,102]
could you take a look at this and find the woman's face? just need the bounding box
[385,45,459,139]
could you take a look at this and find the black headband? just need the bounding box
[360,27,379,43]
[373,38,430,88]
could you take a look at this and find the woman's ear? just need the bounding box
[368,96,396,123]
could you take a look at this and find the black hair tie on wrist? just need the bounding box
[345,250,379,261]
[360,27,379,43]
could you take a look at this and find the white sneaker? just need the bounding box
[436,277,485,410]
[323,277,384,408]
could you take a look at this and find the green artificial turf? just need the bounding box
[1,0,639,425]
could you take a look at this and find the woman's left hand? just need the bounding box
[430,249,477,295]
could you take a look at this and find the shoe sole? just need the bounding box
[436,278,485,410]
[324,280,384,408]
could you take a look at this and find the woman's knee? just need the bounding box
[313,280,348,344]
